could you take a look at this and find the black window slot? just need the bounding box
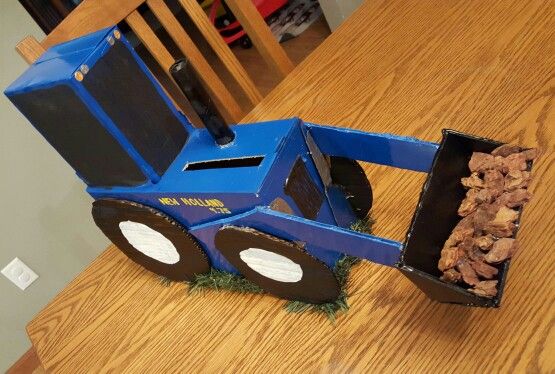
[184,156,264,171]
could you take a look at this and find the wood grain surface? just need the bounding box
[41,0,145,49]
[27,0,555,372]
[15,36,45,64]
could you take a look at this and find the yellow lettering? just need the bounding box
[159,197,180,206]
[211,199,224,207]
[178,197,228,213]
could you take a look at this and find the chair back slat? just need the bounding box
[178,0,262,106]
[16,36,46,64]
[43,0,146,49]
[126,10,174,72]
[146,0,243,123]
[225,0,294,78]
[125,10,221,124]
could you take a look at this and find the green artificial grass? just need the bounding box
[349,216,375,235]
[158,275,173,287]
[157,216,373,321]
[283,254,360,321]
[187,268,264,295]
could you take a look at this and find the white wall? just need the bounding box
[319,0,365,31]
[0,3,109,371]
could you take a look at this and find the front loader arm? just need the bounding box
[191,207,403,267]
[304,123,439,172]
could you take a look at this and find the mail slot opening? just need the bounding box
[184,156,264,171]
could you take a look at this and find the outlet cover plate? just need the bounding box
[1,257,39,290]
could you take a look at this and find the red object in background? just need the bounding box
[209,0,288,47]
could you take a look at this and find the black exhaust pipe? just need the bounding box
[170,59,235,145]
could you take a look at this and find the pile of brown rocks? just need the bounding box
[438,144,537,298]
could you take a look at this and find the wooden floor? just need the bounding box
[234,18,331,98]
[204,17,331,111]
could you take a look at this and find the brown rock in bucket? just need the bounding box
[493,206,519,223]
[458,189,496,216]
[491,144,521,157]
[473,204,499,231]
[445,214,475,247]
[504,170,531,191]
[456,260,480,286]
[469,280,498,298]
[467,246,485,262]
[440,269,462,284]
[470,260,498,279]
[485,238,518,264]
[469,152,496,173]
[459,236,474,250]
[475,235,495,251]
[498,189,532,208]
[438,247,460,271]
[502,153,527,173]
[483,221,516,237]
[522,148,538,161]
[458,190,479,217]
[476,188,497,204]
[483,169,505,196]
[479,205,518,237]
[461,173,484,189]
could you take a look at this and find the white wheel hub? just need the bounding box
[239,248,303,283]
[119,221,180,264]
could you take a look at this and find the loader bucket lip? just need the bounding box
[397,129,533,307]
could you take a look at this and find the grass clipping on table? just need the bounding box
[158,217,373,321]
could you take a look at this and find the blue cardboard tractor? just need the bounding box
[5,27,520,307]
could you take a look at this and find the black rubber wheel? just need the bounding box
[92,199,210,281]
[330,156,373,219]
[240,36,253,49]
[215,226,340,304]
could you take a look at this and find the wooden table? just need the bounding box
[28,0,555,372]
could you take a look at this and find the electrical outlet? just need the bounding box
[1,257,38,290]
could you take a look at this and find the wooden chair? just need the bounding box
[16,0,295,123]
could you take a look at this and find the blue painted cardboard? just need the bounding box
[10,26,501,305]
[305,123,439,172]
[85,116,430,270]
[89,118,345,269]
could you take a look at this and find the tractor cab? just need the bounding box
[5,27,192,188]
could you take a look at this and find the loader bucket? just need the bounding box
[398,129,530,307]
